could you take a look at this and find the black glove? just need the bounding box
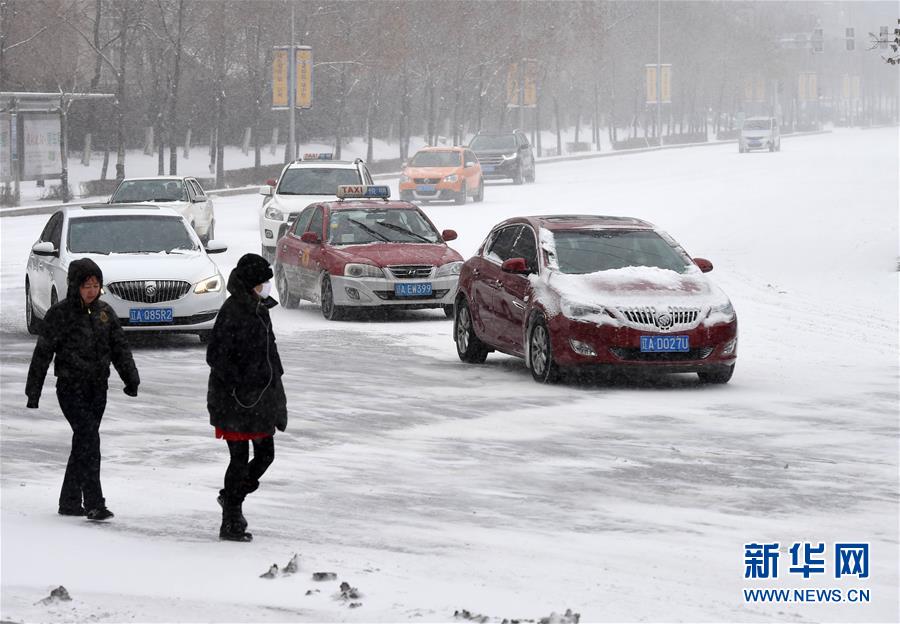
[26,396,39,409]
[123,384,139,397]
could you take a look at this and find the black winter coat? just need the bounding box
[26,263,140,404]
[206,271,287,434]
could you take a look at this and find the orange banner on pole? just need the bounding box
[295,47,313,109]
[272,48,289,109]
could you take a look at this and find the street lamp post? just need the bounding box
[656,0,662,143]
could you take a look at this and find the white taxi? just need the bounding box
[259,154,373,262]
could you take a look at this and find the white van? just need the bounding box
[739,117,781,153]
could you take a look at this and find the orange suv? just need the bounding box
[399,147,484,205]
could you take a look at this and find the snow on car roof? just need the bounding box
[326,199,417,211]
[118,175,186,181]
[285,160,359,169]
[63,204,183,218]
[517,215,654,230]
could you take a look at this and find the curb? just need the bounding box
[0,129,833,219]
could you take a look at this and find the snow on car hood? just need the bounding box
[532,266,732,326]
[74,251,220,284]
[118,200,191,216]
[329,243,462,267]
[404,166,460,178]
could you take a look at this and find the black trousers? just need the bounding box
[56,379,107,511]
[223,437,274,503]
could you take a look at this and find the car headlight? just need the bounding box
[194,274,223,294]
[707,300,735,321]
[264,205,284,220]
[443,174,458,183]
[400,173,410,183]
[501,153,517,161]
[561,299,607,319]
[344,263,385,278]
[435,261,463,277]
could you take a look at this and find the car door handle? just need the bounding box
[512,300,526,310]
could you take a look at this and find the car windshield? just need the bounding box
[277,168,361,195]
[409,151,461,167]
[550,229,692,274]
[68,215,198,254]
[743,119,771,130]
[470,135,517,151]
[111,179,187,202]
[328,208,441,245]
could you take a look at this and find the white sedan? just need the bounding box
[108,176,216,243]
[25,204,227,342]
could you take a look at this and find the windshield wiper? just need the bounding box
[150,198,178,202]
[348,218,390,241]
[374,221,433,243]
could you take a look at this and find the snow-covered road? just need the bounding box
[1,128,897,622]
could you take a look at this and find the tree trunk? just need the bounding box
[114,10,128,182]
[554,96,562,155]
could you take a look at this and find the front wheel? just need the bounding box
[513,164,524,185]
[698,365,734,384]
[473,179,484,202]
[25,281,39,335]
[320,274,345,321]
[275,263,299,309]
[454,181,467,205]
[454,299,488,363]
[529,317,560,383]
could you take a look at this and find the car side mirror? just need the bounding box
[259,185,273,196]
[441,229,458,242]
[32,241,57,257]
[300,231,321,244]
[266,178,277,186]
[501,257,529,274]
[693,258,714,273]
[193,195,207,203]
[465,161,476,168]
[205,240,227,254]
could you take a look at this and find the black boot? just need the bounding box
[219,497,252,542]
[217,489,247,531]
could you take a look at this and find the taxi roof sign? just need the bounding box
[302,153,333,160]
[336,185,391,200]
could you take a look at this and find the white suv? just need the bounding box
[739,117,781,153]
[259,156,373,262]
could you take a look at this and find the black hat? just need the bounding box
[66,258,103,300]
[233,253,273,287]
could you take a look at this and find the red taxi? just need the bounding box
[453,215,738,383]
[274,185,464,320]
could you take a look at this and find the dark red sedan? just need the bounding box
[274,185,464,320]
[453,215,738,383]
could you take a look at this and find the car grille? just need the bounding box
[476,154,505,166]
[387,265,434,279]
[107,280,191,303]
[413,178,440,184]
[119,311,219,327]
[609,347,715,361]
[373,289,450,301]
[616,306,701,331]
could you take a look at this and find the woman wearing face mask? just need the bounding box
[206,253,287,542]
[25,258,140,521]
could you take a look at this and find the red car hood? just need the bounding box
[548,267,714,303]
[330,243,463,267]
[403,166,460,179]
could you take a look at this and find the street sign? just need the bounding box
[22,113,61,180]
[272,48,289,109]
[296,46,313,109]
[506,63,519,107]
[660,64,672,104]
[523,60,537,107]
[645,64,657,105]
[879,26,890,49]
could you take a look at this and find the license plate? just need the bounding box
[640,335,689,352]
[416,185,435,192]
[129,307,174,323]
[395,283,432,297]
[482,165,495,173]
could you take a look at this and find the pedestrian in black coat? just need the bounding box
[206,253,287,542]
[26,258,140,521]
